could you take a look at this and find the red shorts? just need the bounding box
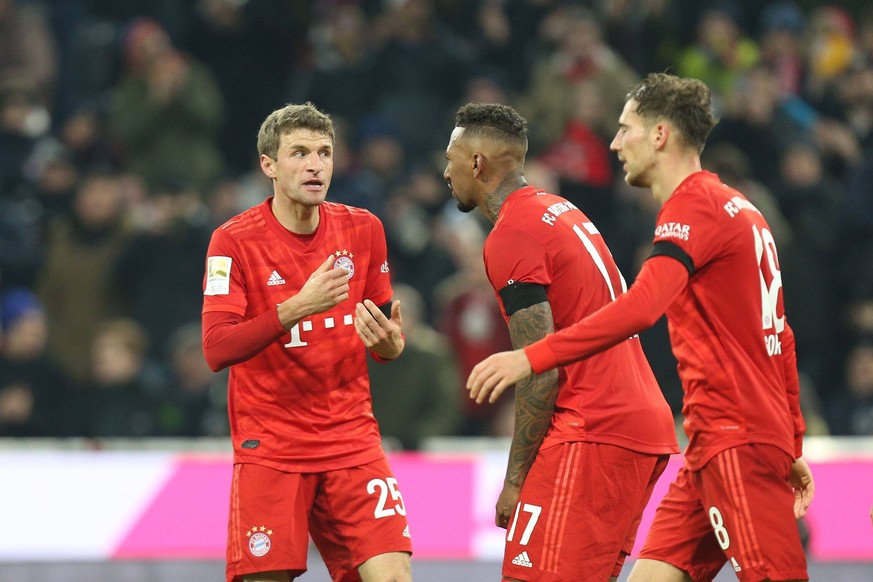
[501,441,670,582]
[226,458,412,582]
[639,444,808,581]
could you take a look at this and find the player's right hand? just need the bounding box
[279,256,349,329]
[495,482,521,529]
[303,255,350,311]
[468,349,533,404]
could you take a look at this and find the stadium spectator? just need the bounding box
[157,321,228,437]
[712,65,818,188]
[676,1,759,96]
[187,0,300,174]
[772,141,844,388]
[354,118,408,214]
[114,179,212,357]
[34,169,130,381]
[826,340,873,435]
[829,60,873,149]
[293,2,377,132]
[0,287,73,437]
[56,104,119,172]
[758,1,807,98]
[0,177,44,288]
[368,0,473,158]
[602,0,683,77]
[368,283,461,450]
[108,17,225,190]
[535,79,617,231]
[517,5,639,154]
[805,5,858,106]
[324,117,386,217]
[435,216,513,436]
[0,0,57,103]
[0,79,50,193]
[79,317,165,437]
[382,162,459,323]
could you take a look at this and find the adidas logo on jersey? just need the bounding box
[402,525,410,538]
[511,551,533,568]
[267,271,286,286]
[730,557,742,572]
[380,260,390,273]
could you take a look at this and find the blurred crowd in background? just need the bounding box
[2,0,873,445]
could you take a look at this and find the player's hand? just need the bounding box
[279,256,349,329]
[467,350,533,404]
[789,457,814,518]
[495,482,521,529]
[355,299,404,360]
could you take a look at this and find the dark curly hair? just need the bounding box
[454,102,528,147]
[628,73,718,154]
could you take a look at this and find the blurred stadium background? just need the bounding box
[2,0,873,579]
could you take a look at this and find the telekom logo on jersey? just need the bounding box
[284,314,354,348]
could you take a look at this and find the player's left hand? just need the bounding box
[355,299,404,360]
[495,482,521,529]
[467,350,533,404]
[789,457,815,518]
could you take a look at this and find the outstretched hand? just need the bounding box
[355,299,404,360]
[467,349,533,404]
[789,457,814,518]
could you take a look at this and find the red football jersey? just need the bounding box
[484,186,678,455]
[648,171,804,469]
[203,198,393,472]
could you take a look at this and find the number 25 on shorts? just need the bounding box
[368,477,407,518]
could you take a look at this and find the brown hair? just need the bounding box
[627,73,718,154]
[257,102,335,160]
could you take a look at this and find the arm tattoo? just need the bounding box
[505,301,559,487]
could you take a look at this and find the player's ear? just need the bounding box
[653,123,669,150]
[472,153,485,178]
[260,154,276,179]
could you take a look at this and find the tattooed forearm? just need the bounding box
[505,301,559,486]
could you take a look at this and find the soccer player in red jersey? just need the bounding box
[468,74,815,581]
[201,103,411,582]
[444,102,678,582]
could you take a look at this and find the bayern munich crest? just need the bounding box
[333,250,355,279]
[247,526,273,557]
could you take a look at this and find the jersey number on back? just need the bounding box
[753,225,784,356]
[572,222,628,300]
